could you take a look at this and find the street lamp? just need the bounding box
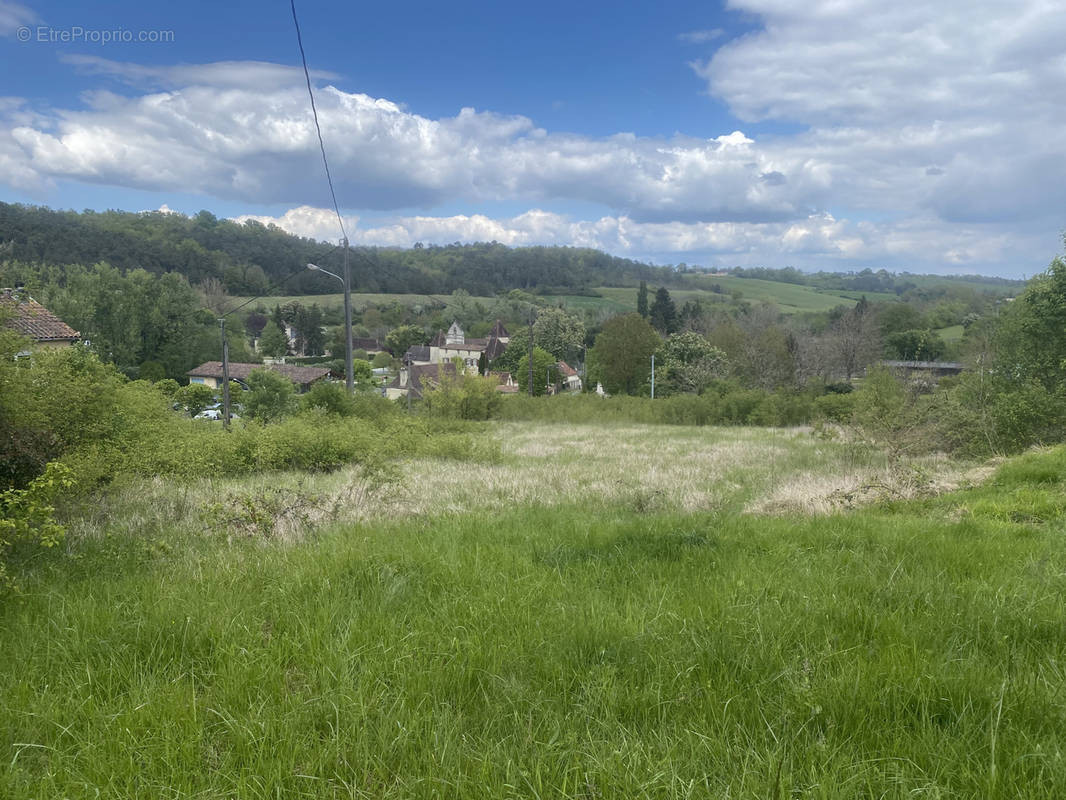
[307,238,353,393]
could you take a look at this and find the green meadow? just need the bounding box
[4,424,1066,798]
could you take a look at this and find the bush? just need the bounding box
[0,462,74,591]
[422,369,502,420]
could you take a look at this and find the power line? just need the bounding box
[289,0,348,243]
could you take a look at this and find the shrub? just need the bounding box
[0,462,74,591]
[243,368,297,423]
[422,369,502,420]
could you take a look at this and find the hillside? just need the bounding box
[0,202,664,296]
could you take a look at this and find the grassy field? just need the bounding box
[235,278,901,320]
[4,425,1066,797]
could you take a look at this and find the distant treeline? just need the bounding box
[0,202,665,296]
[717,265,1024,294]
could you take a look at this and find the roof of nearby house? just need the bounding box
[0,289,80,342]
[351,337,384,351]
[484,336,507,362]
[880,360,964,371]
[404,345,432,363]
[187,361,330,386]
[386,361,458,399]
[437,341,486,353]
[558,361,578,377]
[489,319,509,339]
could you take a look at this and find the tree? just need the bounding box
[828,299,881,381]
[259,321,288,358]
[532,307,585,362]
[243,369,296,423]
[886,329,945,361]
[371,351,393,369]
[588,313,661,395]
[175,383,216,417]
[492,327,530,373]
[658,332,728,395]
[516,347,559,396]
[637,280,649,318]
[384,324,428,357]
[996,254,1066,391]
[649,287,678,334]
[293,304,326,356]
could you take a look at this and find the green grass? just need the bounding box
[238,278,903,320]
[937,324,966,342]
[4,433,1066,797]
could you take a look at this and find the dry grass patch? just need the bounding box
[76,422,984,541]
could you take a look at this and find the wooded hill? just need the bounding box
[0,202,664,296]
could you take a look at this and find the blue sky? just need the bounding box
[1,0,1064,277]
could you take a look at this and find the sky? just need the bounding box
[0,0,1063,278]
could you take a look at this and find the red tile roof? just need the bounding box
[1,289,79,342]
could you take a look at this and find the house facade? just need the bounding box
[403,319,511,374]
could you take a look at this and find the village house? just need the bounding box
[1,287,80,351]
[187,361,330,393]
[557,361,582,392]
[403,319,510,372]
[384,361,458,400]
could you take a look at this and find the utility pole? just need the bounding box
[342,236,353,394]
[219,318,231,429]
[650,353,655,399]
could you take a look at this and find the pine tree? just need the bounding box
[649,287,678,334]
[637,280,649,318]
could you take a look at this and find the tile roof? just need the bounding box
[404,345,432,363]
[557,361,578,377]
[489,319,510,339]
[0,289,79,342]
[187,361,330,386]
[385,361,458,399]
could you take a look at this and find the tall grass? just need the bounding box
[4,496,1066,796]
[4,436,1065,797]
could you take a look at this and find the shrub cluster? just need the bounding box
[497,382,823,427]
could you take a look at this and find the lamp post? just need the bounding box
[307,239,353,393]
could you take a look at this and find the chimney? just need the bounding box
[399,365,408,388]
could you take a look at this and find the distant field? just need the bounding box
[230,292,496,313]
[937,324,966,342]
[233,272,1008,321]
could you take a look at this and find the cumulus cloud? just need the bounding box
[2,67,820,223]
[692,0,1066,225]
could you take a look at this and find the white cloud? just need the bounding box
[678,29,724,44]
[60,55,339,90]
[0,1,36,36]
[235,205,1036,274]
